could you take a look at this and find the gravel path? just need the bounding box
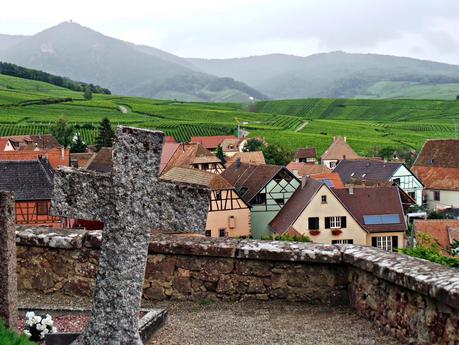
[146,300,401,345]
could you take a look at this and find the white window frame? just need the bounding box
[330,216,341,229]
[332,239,353,244]
[376,236,393,251]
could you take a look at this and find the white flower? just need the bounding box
[25,319,33,326]
[36,323,45,331]
[40,333,45,339]
[25,311,35,319]
[23,329,32,338]
[43,328,49,334]
[33,315,42,324]
[51,326,58,333]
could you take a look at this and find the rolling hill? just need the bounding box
[0,22,265,102]
[189,51,459,100]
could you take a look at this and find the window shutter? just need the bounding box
[392,236,398,250]
[325,217,330,229]
[371,237,377,247]
[341,216,347,228]
[308,217,319,230]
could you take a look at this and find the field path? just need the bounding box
[295,121,309,132]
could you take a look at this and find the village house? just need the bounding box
[0,134,69,169]
[414,219,459,255]
[226,151,266,167]
[219,137,248,157]
[412,139,459,210]
[222,162,300,238]
[161,142,225,174]
[286,161,331,178]
[294,147,317,164]
[190,135,239,151]
[270,178,408,251]
[160,166,251,238]
[334,159,424,205]
[0,158,62,227]
[320,136,360,169]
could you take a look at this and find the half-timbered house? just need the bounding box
[222,162,300,238]
[160,166,251,238]
[0,159,61,227]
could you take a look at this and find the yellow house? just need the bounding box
[160,166,251,238]
[269,178,407,251]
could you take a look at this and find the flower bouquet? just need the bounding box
[23,312,57,342]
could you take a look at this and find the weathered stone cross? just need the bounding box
[52,126,210,345]
[0,192,18,331]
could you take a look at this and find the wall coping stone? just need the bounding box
[16,227,459,309]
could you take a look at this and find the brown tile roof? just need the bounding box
[70,152,95,168]
[295,148,316,160]
[310,173,345,189]
[414,139,459,168]
[226,151,266,166]
[160,142,180,174]
[286,162,306,172]
[298,164,331,176]
[86,147,113,173]
[415,220,459,250]
[320,136,360,161]
[220,138,244,152]
[160,166,233,190]
[221,163,293,203]
[5,134,61,150]
[162,143,221,173]
[190,135,238,150]
[332,186,407,233]
[412,166,459,191]
[270,178,323,234]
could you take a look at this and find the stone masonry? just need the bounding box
[16,227,459,345]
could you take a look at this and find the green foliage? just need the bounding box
[261,234,311,242]
[83,86,93,100]
[215,145,226,164]
[242,138,264,152]
[0,320,35,345]
[70,132,87,153]
[400,232,459,268]
[262,143,293,166]
[50,117,74,148]
[95,117,115,151]
[198,298,214,306]
[427,211,447,220]
[0,61,110,94]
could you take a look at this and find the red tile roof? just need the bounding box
[412,166,459,191]
[321,136,360,161]
[295,148,316,159]
[415,220,459,250]
[226,151,266,166]
[190,135,238,150]
[160,142,180,174]
[310,173,345,189]
[86,147,113,173]
[162,143,222,173]
[298,164,331,176]
[160,166,233,190]
[414,139,459,168]
[286,162,306,172]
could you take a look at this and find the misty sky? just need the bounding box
[1,0,459,63]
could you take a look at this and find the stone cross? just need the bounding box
[0,192,18,331]
[52,126,210,345]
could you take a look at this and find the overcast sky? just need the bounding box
[1,0,459,63]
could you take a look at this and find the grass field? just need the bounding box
[0,73,458,156]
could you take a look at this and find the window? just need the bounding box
[408,192,416,200]
[371,236,398,252]
[201,163,209,170]
[434,191,441,201]
[332,239,354,244]
[219,229,226,238]
[239,187,248,195]
[308,217,319,230]
[36,201,48,215]
[228,216,236,229]
[329,161,337,168]
[393,178,401,185]
[252,193,266,205]
[274,198,284,206]
[205,230,211,237]
[321,195,327,204]
[215,191,222,200]
[325,216,346,229]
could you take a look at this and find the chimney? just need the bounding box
[236,157,241,168]
[344,136,347,142]
[301,176,308,188]
[348,185,354,195]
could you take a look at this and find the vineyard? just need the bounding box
[0,72,458,155]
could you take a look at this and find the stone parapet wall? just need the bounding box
[16,227,459,344]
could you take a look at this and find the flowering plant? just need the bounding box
[23,312,57,341]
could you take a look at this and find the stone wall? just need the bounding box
[16,227,459,344]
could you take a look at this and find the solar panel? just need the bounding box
[363,214,401,225]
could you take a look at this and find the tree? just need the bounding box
[262,143,293,166]
[84,86,93,100]
[70,132,87,153]
[51,117,74,148]
[242,138,264,152]
[215,145,226,164]
[95,117,115,151]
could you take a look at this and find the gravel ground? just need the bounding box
[18,292,401,345]
[146,300,402,345]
